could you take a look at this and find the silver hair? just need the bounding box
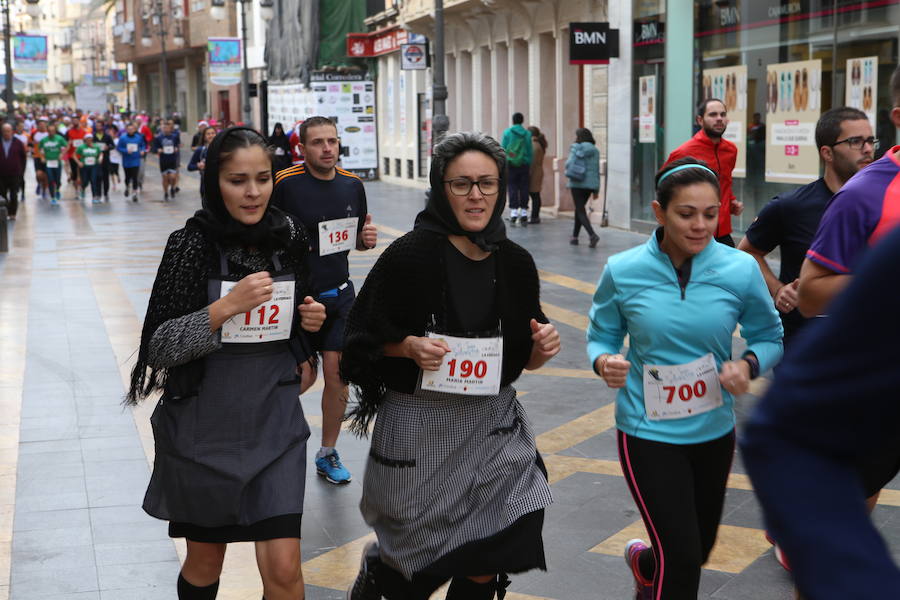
[430,131,507,180]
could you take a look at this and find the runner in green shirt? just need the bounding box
[74,133,104,203]
[38,126,67,204]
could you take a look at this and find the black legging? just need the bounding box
[100,162,111,197]
[124,166,140,191]
[617,429,735,600]
[529,192,541,220]
[571,187,597,239]
[377,566,505,600]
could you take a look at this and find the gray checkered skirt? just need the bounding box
[360,385,553,580]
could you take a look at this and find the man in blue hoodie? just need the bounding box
[501,112,533,226]
[116,122,147,202]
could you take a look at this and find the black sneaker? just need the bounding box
[347,541,381,600]
[519,216,528,227]
[529,217,541,224]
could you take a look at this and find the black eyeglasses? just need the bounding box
[831,136,879,150]
[443,177,501,196]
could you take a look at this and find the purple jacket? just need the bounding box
[0,137,27,177]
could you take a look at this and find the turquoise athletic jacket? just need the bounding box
[586,229,783,445]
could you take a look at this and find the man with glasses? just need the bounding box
[272,115,377,486]
[796,64,900,516]
[739,107,873,350]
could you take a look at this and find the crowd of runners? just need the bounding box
[7,63,898,600]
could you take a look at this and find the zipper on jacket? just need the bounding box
[671,259,692,301]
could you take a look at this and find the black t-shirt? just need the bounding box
[443,240,497,334]
[744,177,833,340]
[272,166,368,292]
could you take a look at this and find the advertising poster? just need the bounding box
[638,75,656,143]
[12,35,48,82]
[845,56,877,127]
[208,37,241,86]
[702,64,747,177]
[267,73,377,179]
[765,59,822,184]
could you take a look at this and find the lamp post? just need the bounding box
[210,0,273,127]
[431,0,448,146]
[141,0,184,118]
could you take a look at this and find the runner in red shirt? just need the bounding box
[289,121,305,166]
[138,120,154,192]
[65,121,88,195]
[664,99,743,246]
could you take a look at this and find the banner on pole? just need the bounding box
[13,35,48,82]
[208,37,242,86]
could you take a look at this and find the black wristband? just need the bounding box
[742,355,760,380]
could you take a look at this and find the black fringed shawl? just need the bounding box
[340,228,548,435]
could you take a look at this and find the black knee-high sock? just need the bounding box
[446,575,505,600]
[177,573,220,600]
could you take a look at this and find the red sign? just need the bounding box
[346,27,409,58]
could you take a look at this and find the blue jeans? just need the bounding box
[81,165,101,197]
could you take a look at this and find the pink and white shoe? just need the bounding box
[624,538,654,600]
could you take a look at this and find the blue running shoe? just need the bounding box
[316,450,352,484]
[624,538,654,600]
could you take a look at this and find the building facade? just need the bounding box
[613,0,900,234]
[382,0,610,218]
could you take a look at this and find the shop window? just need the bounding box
[395,158,401,177]
[384,157,390,175]
[407,159,414,179]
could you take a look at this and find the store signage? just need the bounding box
[569,22,619,64]
[208,37,241,87]
[634,20,664,45]
[702,65,748,178]
[638,75,656,143]
[347,28,426,58]
[401,43,428,70]
[12,35,48,83]
[765,59,822,184]
[845,56,878,127]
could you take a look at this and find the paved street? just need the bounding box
[2,162,899,600]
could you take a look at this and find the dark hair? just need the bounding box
[528,125,547,150]
[271,122,285,136]
[298,116,337,143]
[891,64,900,108]
[216,127,274,168]
[512,112,524,125]
[815,106,868,148]
[575,127,595,144]
[655,157,719,209]
[431,131,506,182]
[697,98,725,118]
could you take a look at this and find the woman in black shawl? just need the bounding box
[342,132,561,600]
[269,122,292,172]
[127,126,326,600]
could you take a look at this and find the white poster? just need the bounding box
[386,78,394,136]
[702,65,747,177]
[399,72,407,138]
[765,60,822,184]
[266,75,378,178]
[845,56,877,127]
[75,85,107,113]
[638,75,656,143]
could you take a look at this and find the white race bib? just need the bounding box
[46,159,59,168]
[127,143,138,153]
[420,333,502,396]
[643,353,723,420]
[220,280,294,343]
[275,147,285,155]
[84,156,96,166]
[98,143,106,151]
[73,139,84,147]
[318,217,357,256]
[163,145,175,154]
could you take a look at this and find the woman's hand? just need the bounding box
[595,353,630,388]
[525,319,560,370]
[774,279,799,313]
[719,360,750,396]
[197,159,205,170]
[404,336,451,371]
[225,271,274,314]
[298,296,326,332]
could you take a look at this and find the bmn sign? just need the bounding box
[569,22,620,64]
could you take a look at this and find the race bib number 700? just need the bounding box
[643,353,723,420]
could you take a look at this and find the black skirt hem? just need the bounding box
[168,513,302,543]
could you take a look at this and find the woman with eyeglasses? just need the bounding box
[342,132,560,600]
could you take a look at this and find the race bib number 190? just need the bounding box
[220,280,294,343]
[318,217,357,256]
[420,333,502,396]
[643,353,723,420]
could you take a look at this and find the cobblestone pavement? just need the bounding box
[1,160,899,600]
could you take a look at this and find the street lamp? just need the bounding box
[141,0,184,117]
[210,0,273,126]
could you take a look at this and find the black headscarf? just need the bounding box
[187,126,292,254]
[414,132,508,252]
